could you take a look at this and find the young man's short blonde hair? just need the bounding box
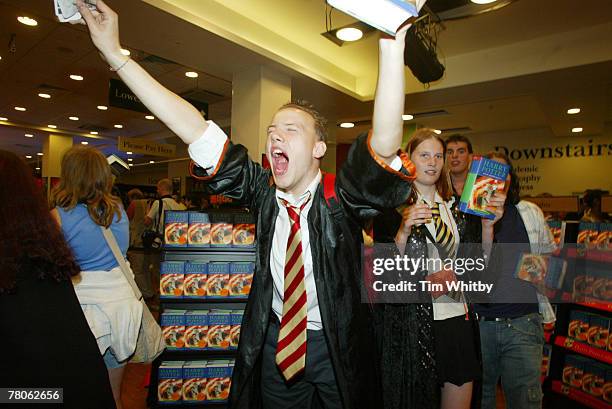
[278,100,328,142]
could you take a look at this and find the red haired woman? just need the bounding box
[373,130,506,409]
[0,149,115,408]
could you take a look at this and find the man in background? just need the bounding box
[144,178,185,302]
[145,178,186,230]
[446,134,473,197]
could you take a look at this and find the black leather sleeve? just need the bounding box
[337,133,414,223]
[191,143,272,210]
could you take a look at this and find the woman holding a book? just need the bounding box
[373,129,505,409]
[50,146,143,409]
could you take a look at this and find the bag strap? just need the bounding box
[155,198,164,232]
[100,226,143,300]
[322,172,337,207]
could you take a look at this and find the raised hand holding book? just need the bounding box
[458,155,510,219]
[54,0,97,23]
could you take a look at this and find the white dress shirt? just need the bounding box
[272,172,322,330]
[418,191,466,321]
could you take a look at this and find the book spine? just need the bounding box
[387,0,419,16]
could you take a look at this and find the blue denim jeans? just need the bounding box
[478,313,544,409]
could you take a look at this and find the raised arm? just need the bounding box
[76,0,207,144]
[369,23,412,164]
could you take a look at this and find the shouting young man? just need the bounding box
[76,1,418,407]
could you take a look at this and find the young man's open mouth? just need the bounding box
[271,147,289,176]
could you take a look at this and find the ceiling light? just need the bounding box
[470,0,498,4]
[37,152,43,156]
[114,124,123,129]
[69,116,79,121]
[14,106,26,111]
[185,71,199,78]
[35,167,40,170]
[127,151,133,155]
[433,129,442,134]
[149,160,155,164]
[38,93,51,99]
[145,115,155,120]
[336,27,363,42]
[128,158,133,162]
[339,122,355,128]
[70,74,84,81]
[571,127,583,133]
[120,48,131,56]
[97,105,108,110]
[48,125,57,129]
[90,131,98,135]
[129,164,133,167]
[0,117,7,121]
[402,114,414,121]
[26,155,32,159]
[18,16,38,26]
[81,141,89,145]
[567,108,581,115]
[25,133,33,138]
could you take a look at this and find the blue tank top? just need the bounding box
[56,204,129,271]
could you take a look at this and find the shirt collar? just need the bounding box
[417,190,444,207]
[276,170,321,208]
[417,190,456,208]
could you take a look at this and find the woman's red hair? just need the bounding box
[0,150,80,293]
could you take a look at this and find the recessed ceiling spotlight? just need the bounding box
[149,160,155,164]
[89,131,98,135]
[0,117,7,121]
[339,122,355,128]
[567,108,581,115]
[25,133,33,138]
[69,116,79,121]
[470,0,498,4]
[433,129,442,134]
[114,124,123,129]
[128,158,133,162]
[69,74,84,81]
[128,164,133,167]
[35,167,40,170]
[120,48,131,56]
[14,106,26,111]
[127,151,133,155]
[571,127,583,133]
[48,125,57,129]
[26,155,32,159]
[402,114,414,121]
[38,93,51,99]
[36,152,43,156]
[97,105,108,110]
[185,71,199,78]
[336,27,363,42]
[18,16,38,26]
[145,115,155,120]
[81,141,89,145]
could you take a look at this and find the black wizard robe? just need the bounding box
[191,133,415,409]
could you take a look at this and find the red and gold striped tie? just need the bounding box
[276,198,309,382]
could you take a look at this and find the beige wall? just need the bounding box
[117,166,169,186]
[467,125,612,196]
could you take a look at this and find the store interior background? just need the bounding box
[1,0,611,205]
[1,1,611,408]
